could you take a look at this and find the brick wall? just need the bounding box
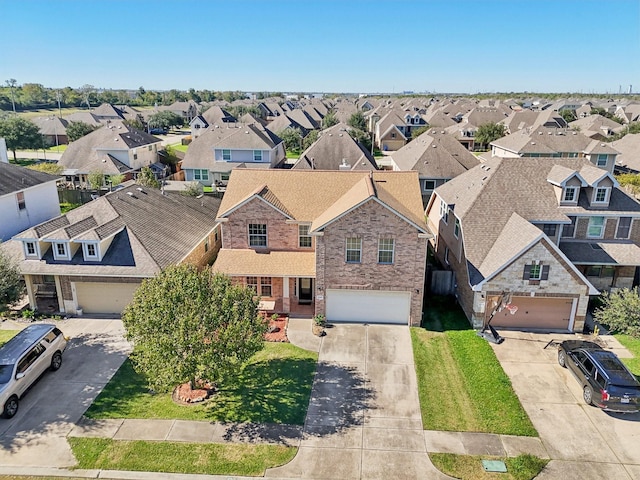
[181,226,222,268]
[315,200,427,326]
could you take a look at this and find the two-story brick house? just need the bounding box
[426,157,640,333]
[212,170,431,325]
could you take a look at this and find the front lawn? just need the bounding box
[168,142,189,153]
[430,453,548,480]
[85,343,317,425]
[69,438,296,476]
[0,330,18,347]
[615,334,640,376]
[413,297,536,436]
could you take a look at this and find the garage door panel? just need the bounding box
[326,289,410,325]
[492,296,573,330]
[75,282,139,314]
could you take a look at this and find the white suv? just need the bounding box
[0,324,69,419]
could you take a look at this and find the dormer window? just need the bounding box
[563,186,578,202]
[53,242,70,261]
[593,187,610,204]
[23,241,38,258]
[83,242,99,261]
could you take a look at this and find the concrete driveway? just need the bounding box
[0,318,129,467]
[267,324,448,480]
[491,331,640,480]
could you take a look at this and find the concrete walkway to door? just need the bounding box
[266,324,450,480]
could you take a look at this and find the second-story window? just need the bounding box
[424,180,436,191]
[24,241,37,257]
[248,223,267,247]
[563,186,578,202]
[298,225,312,248]
[222,149,231,161]
[86,243,98,259]
[345,237,362,263]
[454,218,460,238]
[561,217,577,238]
[596,154,608,167]
[542,224,557,236]
[16,192,26,210]
[440,199,449,224]
[616,217,632,239]
[587,216,605,238]
[253,150,263,162]
[194,169,209,181]
[378,238,394,264]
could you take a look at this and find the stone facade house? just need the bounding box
[212,170,431,325]
[3,182,222,316]
[426,157,640,333]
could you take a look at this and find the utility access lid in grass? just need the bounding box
[482,459,507,473]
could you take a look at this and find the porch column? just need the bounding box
[24,275,36,310]
[282,276,290,313]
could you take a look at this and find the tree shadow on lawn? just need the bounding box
[423,295,472,332]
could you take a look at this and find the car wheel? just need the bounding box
[583,385,593,405]
[50,351,62,371]
[3,396,19,419]
[558,350,567,368]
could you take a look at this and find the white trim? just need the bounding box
[52,241,70,261]
[248,223,268,248]
[568,298,578,332]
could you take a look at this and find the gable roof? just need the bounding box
[0,162,60,197]
[217,170,428,234]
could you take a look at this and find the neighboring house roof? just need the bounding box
[217,170,428,235]
[63,111,103,127]
[569,114,625,135]
[7,182,221,276]
[32,116,69,136]
[92,103,126,119]
[286,109,320,130]
[267,114,308,136]
[58,121,161,174]
[294,123,377,171]
[0,162,60,197]
[612,133,640,172]
[390,129,479,178]
[430,157,640,281]
[202,106,236,125]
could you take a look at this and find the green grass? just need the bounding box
[0,330,18,347]
[60,203,81,214]
[9,159,39,167]
[412,297,536,436]
[615,334,640,376]
[69,437,296,476]
[168,142,188,153]
[203,186,214,193]
[85,343,317,425]
[285,151,299,159]
[430,453,548,480]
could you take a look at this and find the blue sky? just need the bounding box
[1,0,639,93]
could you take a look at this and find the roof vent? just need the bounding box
[573,131,577,135]
[441,131,445,134]
[245,131,249,134]
[539,131,543,135]
[531,141,536,145]
[601,143,606,146]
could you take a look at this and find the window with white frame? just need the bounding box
[194,169,209,181]
[587,216,605,238]
[24,241,37,257]
[260,277,272,297]
[596,154,608,167]
[85,243,98,260]
[563,186,578,202]
[53,242,68,259]
[424,180,436,191]
[378,238,394,264]
[454,218,460,238]
[439,199,449,224]
[345,237,362,263]
[444,246,450,265]
[298,225,312,248]
[248,223,267,247]
[16,191,26,210]
[529,263,542,280]
[594,187,609,203]
[246,276,258,293]
[253,150,263,162]
[222,149,231,161]
[616,217,632,239]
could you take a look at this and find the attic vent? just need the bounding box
[441,131,445,134]
[531,142,536,145]
[245,131,249,134]
[482,176,488,181]
[539,131,543,135]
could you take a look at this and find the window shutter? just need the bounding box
[541,265,550,280]
[522,264,531,280]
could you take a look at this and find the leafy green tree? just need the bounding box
[322,111,338,129]
[0,246,25,309]
[136,166,160,188]
[277,127,303,153]
[474,122,507,148]
[302,130,319,150]
[0,116,42,160]
[66,121,97,142]
[148,111,183,130]
[108,174,125,187]
[122,266,267,392]
[88,171,105,190]
[348,128,372,152]
[594,287,640,338]
[347,111,367,132]
[560,109,577,123]
[123,117,145,131]
[27,163,63,175]
[182,182,203,197]
[411,126,430,139]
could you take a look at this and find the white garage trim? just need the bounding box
[326,289,411,325]
[73,282,139,315]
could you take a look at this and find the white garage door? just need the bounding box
[326,289,411,325]
[74,282,139,315]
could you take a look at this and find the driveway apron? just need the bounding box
[266,324,449,480]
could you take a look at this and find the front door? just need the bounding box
[299,278,312,305]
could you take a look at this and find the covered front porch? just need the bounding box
[212,248,317,316]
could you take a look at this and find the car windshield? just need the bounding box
[0,364,13,384]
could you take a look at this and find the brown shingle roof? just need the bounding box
[212,249,316,277]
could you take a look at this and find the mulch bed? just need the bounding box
[264,315,289,342]
[172,381,216,405]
